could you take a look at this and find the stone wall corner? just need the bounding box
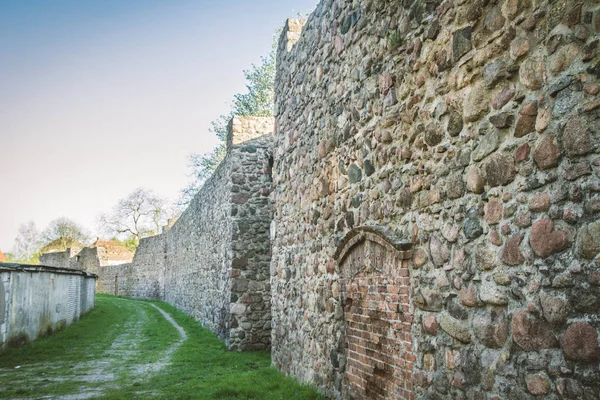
[226,116,275,153]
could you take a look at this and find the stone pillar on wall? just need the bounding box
[277,18,306,54]
[226,116,274,153]
[161,218,178,234]
[227,116,274,351]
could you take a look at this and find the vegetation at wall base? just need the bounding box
[0,295,324,400]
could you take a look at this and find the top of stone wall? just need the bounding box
[91,239,134,264]
[277,18,307,55]
[226,116,274,152]
[161,218,178,233]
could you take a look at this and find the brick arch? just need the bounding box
[335,226,414,400]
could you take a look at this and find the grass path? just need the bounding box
[0,295,324,400]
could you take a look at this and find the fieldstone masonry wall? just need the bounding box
[272,1,600,399]
[97,262,131,296]
[164,127,273,350]
[127,234,166,299]
[96,235,166,299]
[40,248,82,271]
[164,153,234,340]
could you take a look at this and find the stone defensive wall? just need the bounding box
[164,127,273,351]
[97,234,166,299]
[97,116,274,351]
[0,263,96,353]
[271,1,600,399]
[39,247,82,271]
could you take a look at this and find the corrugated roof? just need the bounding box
[0,262,97,278]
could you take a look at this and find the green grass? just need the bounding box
[0,294,325,400]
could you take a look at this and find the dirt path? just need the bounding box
[132,304,188,378]
[0,299,187,399]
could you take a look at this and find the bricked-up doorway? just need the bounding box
[335,226,414,400]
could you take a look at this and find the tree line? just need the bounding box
[8,188,177,264]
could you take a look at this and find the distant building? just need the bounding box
[0,250,7,262]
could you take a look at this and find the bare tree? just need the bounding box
[12,221,41,262]
[41,217,89,250]
[98,188,175,242]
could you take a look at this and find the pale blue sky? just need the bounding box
[0,0,316,252]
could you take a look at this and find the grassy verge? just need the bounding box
[0,294,325,400]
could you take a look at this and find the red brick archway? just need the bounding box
[335,226,414,400]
